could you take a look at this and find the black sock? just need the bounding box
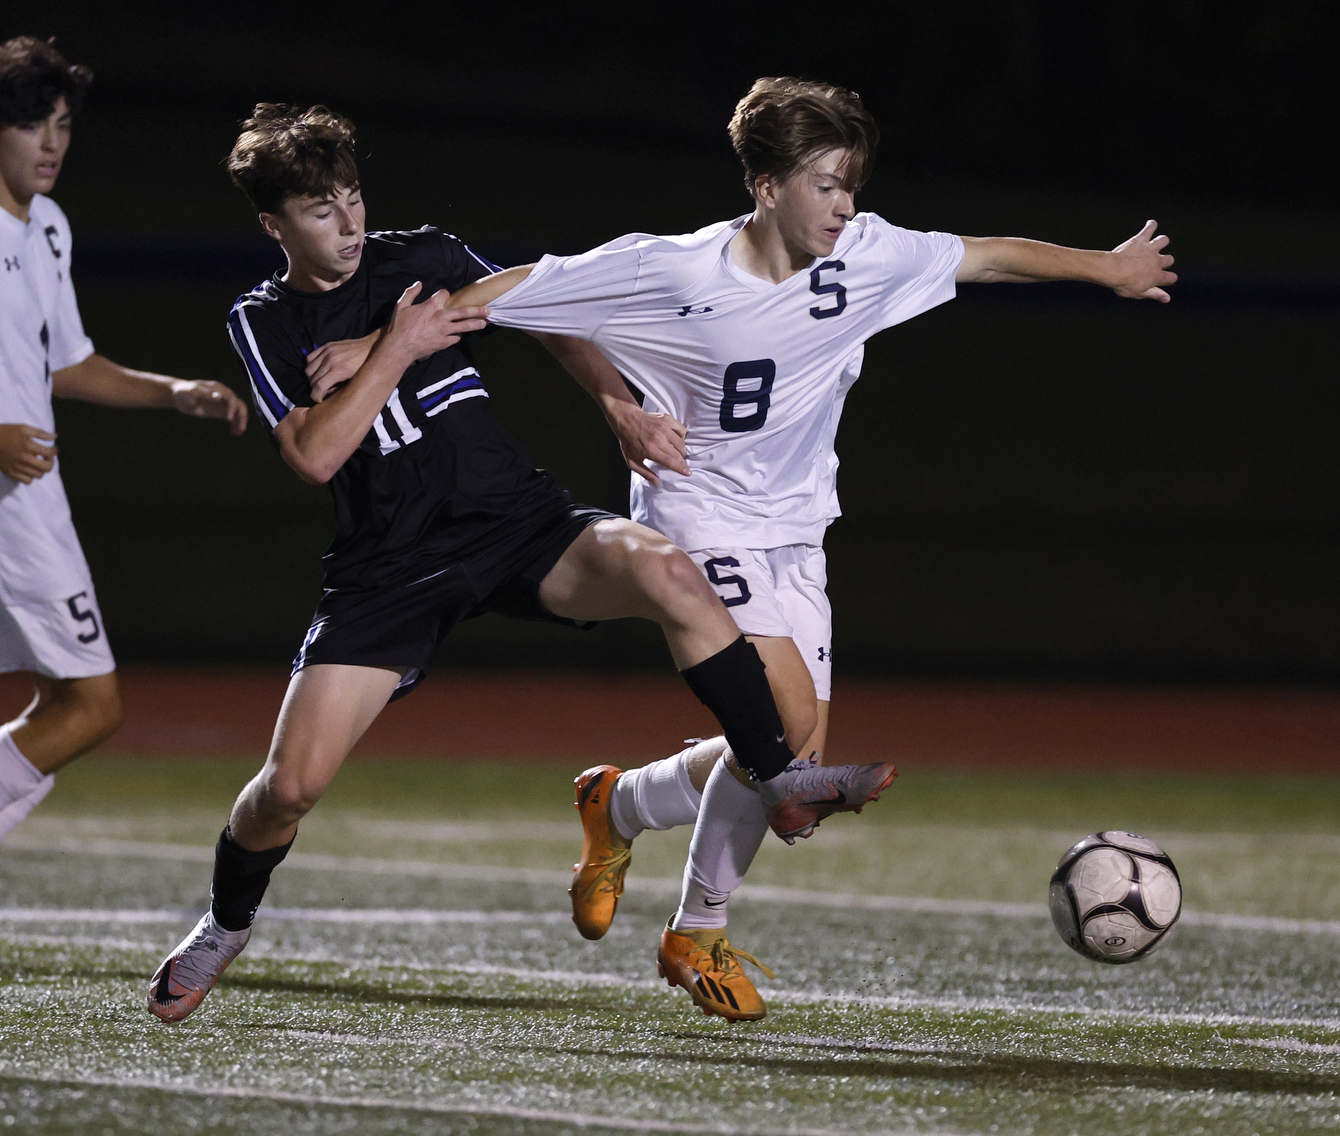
[209,826,293,932]
[679,636,793,782]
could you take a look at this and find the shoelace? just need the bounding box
[578,846,632,902]
[790,761,885,798]
[167,930,232,990]
[706,937,777,981]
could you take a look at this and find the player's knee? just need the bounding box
[257,766,323,823]
[89,695,123,746]
[91,686,123,741]
[639,544,715,616]
[53,677,122,745]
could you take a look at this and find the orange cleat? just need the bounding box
[147,912,250,1023]
[657,922,775,1021]
[570,765,632,940]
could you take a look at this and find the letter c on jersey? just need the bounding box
[809,260,847,319]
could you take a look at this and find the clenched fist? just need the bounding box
[0,423,57,484]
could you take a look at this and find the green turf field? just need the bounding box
[2,757,1339,1135]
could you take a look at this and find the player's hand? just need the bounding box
[384,282,489,363]
[307,331,381,403]
[1106,221,1177,302]
[0,423,58,484]
[170,380,249,435]
[607,402,689,486]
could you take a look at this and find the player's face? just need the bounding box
[0,96,72,206]
[263,184,366,283]
[771,149,856,259]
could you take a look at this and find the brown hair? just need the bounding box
[227,103,359,214]
[0,36,92,127]
[727,77,878,196]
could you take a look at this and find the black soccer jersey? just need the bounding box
[227,228,574,591]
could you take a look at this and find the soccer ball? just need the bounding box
[1048,831,1181,963]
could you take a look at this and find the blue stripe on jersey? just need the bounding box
[419,375,484,410]
[416,366,481,400]
[227,320,283,427]
[465,245,503,275]
[228,305,293,424]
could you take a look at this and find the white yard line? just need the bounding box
[1178,911,1340,935]
[0,931,162,952]
[350,818,589,842]
[0,907,570,926]
[6,835,1340,933]
[20,817,1340,852]
[0,1072,953,1136]
[3,921,1339,1035]
[1229,1038,1340,1055]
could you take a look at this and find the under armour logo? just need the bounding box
[677,305,714,317]
[817,647,832,662]
[3,257,18,271]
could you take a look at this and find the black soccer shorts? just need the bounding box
[292,503,617,700]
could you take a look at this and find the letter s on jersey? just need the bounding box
[809,260,847,319]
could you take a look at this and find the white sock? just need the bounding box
[0,725,55,840]
[673,754,768,931]
[608,738,718,841]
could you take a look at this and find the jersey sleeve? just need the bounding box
[868,216,965,331]
[48,221,95,371]
[483,235,643,339]
[425,228,505,291]
[226,300,310,431]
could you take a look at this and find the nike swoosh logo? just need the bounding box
[818,790,848,808]
[703,897,728,907]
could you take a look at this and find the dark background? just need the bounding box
[5,2,1338,683]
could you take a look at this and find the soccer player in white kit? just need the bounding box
[436,76,1177,1020]
[0,38,248,839]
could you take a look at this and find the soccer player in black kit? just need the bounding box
[146,105,894,1022]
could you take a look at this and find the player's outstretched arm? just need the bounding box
[51,355,249,434]
[303,268,535,404]
[530,332,689,485]
[275,282,488,484]
[441,265,535,311]
[957,220,1177,302]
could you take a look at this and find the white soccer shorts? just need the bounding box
[0,586,115,680]
[688,544,832,701]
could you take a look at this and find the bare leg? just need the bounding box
[228,663,404,851]
[8,670,122,774]
[146,662,407,1023]
[541,519,736,667]
[543,520,815,757]
[808,701,830,763]
[675,643,826,793]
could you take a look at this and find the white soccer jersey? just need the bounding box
[0,195,97,604]
[486,212,964,551]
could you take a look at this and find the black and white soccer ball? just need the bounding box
[1048,831,1181,963]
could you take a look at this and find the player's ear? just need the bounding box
[752,174,779,210]
[258,211,283,242]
